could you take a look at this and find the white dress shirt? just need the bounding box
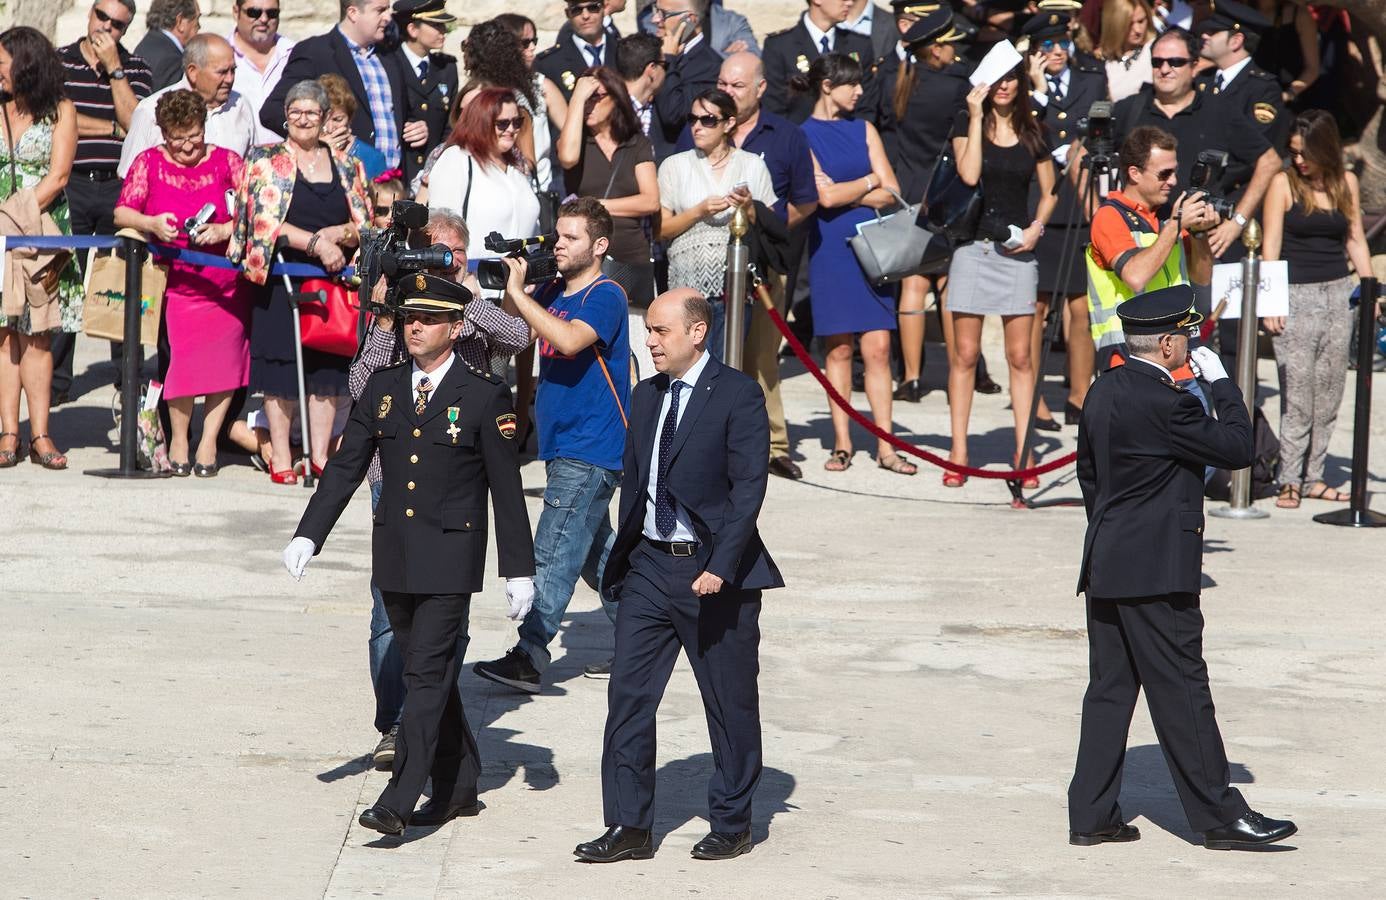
[228,32,297,146]
[803,14,836,53]
[1129,355,1173,381]
[412,353,455,401]
[426,147,541,259]
[117,80,259,176]
[571,32,607,67]
[1031,67,1071,108]
[642,351,712,542]
[401,43,428,78]
[1216,56,1253,91]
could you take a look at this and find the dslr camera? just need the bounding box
[1187,150,1236,220]
[1076,100,1115,174]
[476,232,560,291]
[355,199,457,313]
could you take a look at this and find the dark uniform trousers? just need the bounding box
[603,540,763,833]
[377,590,481,817]
[1069,592,1250,834]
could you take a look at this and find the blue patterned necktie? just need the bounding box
[654,380,685,538]
[586,42,602,66]
[819,35,830,55]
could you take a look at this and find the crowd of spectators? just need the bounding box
[0,0,1379,507]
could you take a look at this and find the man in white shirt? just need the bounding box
[117,34,258,176]
[227,0,295,145]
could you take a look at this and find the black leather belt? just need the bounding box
[644,537,698,557]
[75,169,119,181]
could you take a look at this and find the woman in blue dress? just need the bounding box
[797,53,916,475]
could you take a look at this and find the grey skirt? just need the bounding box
[946,240,1038,316]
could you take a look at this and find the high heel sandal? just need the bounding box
[942,470,967,488]
[268,462,298,485]
[28,435,67,470]
[1013,456,1040,490]
[1064,401,1083,426]
[0,432,19,468]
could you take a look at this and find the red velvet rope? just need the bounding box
[753,282,1078,481]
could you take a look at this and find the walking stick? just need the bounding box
[274,244,317,488]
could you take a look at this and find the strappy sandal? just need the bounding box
[942,470,967,488]
[1013,456,1039,490]
[1304,482,1349,503]
[824,449,853,472]
[877,452,917,476]
[1275,483,1301,509]
[28,434,67,470]
[0,432,19,468]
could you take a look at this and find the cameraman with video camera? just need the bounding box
[472,196,632,693]
[349,206,532,770]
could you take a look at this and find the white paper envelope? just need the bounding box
[970,40,1024,88]
[1212,260,1289,319]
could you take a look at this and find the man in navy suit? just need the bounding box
[574,289,784,864]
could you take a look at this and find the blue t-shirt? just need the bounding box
[536,278,630,471]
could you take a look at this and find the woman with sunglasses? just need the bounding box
[229,79,370,484]
[1260,110,1373,509]
[656,88,775,358]
[494,14,569,193]
[426,88,540,260]
[944,66,1057,488]
[113,89,250,478]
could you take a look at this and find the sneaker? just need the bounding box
[372,725,398,771]
[583,658,613,679]
[473,647,541,694]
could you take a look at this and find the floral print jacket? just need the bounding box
[228,141,370,285]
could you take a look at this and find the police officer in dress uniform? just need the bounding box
[385,0,460,189]
[537,0,618,103]
[1068,284,1298,851]
[762,0,879,124]
[282,275,536,837]
[1195,0,1288,154]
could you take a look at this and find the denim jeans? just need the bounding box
[368,480,470,734]
[515,457,620,673]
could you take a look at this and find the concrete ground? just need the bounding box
[4,331,1385,899]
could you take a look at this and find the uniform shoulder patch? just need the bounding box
[1248,66,1277,81]
[1252,102,1277,125]
[496,412,518,440]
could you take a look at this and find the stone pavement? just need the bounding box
[4,337,1384,898]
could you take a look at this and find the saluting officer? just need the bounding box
[282,274,536,838]
[1069,284,1297,852]
[386,0,460,189]
[1195,0,1288,154]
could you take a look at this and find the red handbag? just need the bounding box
[297,278,366,358]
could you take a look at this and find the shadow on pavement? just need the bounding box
[1118,743,1254,846]
[651,752,798,848]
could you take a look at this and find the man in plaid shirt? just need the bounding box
[350,210,530,769]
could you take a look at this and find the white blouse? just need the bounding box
[426,145,541,259]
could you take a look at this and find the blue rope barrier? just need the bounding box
[3,235,123,250]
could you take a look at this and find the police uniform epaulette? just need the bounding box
[381,358,410,371]
[1163,379,1185,391]
[464,363,502,384]
[766,25,796,39]
[1247,65,1277,81]
[1074,52,1103,73]
[535,44,562,61]
[427,51,456,64]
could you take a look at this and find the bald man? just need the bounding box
[117,33,258,176]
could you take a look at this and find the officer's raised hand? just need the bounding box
[282,536,316,581]
[505,577,535,620]
[1188,346,1229,382]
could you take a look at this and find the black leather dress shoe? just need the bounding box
[358,804,405,836]
[1202,810,1297,850]
[1034,416,1062,433]
[768,455,803,480]
[573,825,653,862]
[691,829,752,860]
[1069,823,1141,846]
[410,796,480,827]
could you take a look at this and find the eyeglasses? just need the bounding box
[1037,39,1073,53]
[165,132,205,148]
[687,113,724,128]
[566,2,603,16]
[1151,56,1192,69]
[93,8,131,32]
[519,36,539,48]
[240,6,281,20]
[652,7,693,23]
[286,108,323,120]
[494,116,523,132]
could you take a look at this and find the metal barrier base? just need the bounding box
[1209,505,1270,520]
[85,467,173,479]
[1313,507,1386,528]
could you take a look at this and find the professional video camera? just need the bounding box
[1076,100,1115,175]
[1187,150,1236,220]
[476,231,559,291]
[355,199,456,313]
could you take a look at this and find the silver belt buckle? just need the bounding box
[671,541,695,557]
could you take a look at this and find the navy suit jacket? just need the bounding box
[601,354,784,601]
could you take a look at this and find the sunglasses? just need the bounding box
[373,205,393,216]
[567,2,603,16]
[240,6,281,20]
[93,7,131,32]
[687,113,724,128]
[519,36,539,48]
[1152,167,1177,181]
[494,116,523,132]
[1151,56,1192,69]
[1037,39,1073,53]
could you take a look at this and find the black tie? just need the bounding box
[654,380,685,538]
[1048,75,1064,103]
[819,35,830,55]
[1214,72,1224,94]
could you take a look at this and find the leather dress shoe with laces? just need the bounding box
[1202,810,1297,850]
[1069,823,1141,846]
[410,795,481,827]
[358,804,406,836]
[691,829,752,860]
[768,455,803,480]
[573,825,653,862]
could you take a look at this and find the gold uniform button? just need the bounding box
[407,481,416,490]
[465,521,472,528]
[1057,111,1068,120]
[410,454,419,463]
[421,102,428,110]
[406,508,415,517]
[413,428,421,437]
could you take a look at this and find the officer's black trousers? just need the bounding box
[602,540,762,833]
[376,591,480,821]
[1068,593,1250,833]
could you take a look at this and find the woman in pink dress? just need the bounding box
[114,89,250,477]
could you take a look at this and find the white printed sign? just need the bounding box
[1213,260,1289,319]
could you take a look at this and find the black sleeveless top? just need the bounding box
[1281,199,1349,284]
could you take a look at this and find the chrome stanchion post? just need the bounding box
[723,206,749,369]
[1211,219,1269,519]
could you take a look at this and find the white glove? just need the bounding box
[282,536,316,581]
[1188,346,1228,383]
[505,577,535,621]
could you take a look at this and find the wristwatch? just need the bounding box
[109,68,126,80]
[1232,211,1248,228]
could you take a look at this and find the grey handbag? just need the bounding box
[847,186,944,286]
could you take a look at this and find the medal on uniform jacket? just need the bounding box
[378,395,392,419]
[1253,102,1276,124]
[849,50,859,62]
[496,412,518,440]
[796,54,809,73]
[447,406,461,444]
[562,70,576,90]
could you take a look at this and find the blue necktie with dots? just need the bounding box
[655,380,685,538]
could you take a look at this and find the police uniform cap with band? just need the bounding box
[889,0,942,16]
[903,5,975,51]
[1195,0,1270,37]
[1021,11,1073,41]
[1115,284,1205,336]
[397,272,472,314]
[1035,0,1084,10]
[393,0,457,27]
